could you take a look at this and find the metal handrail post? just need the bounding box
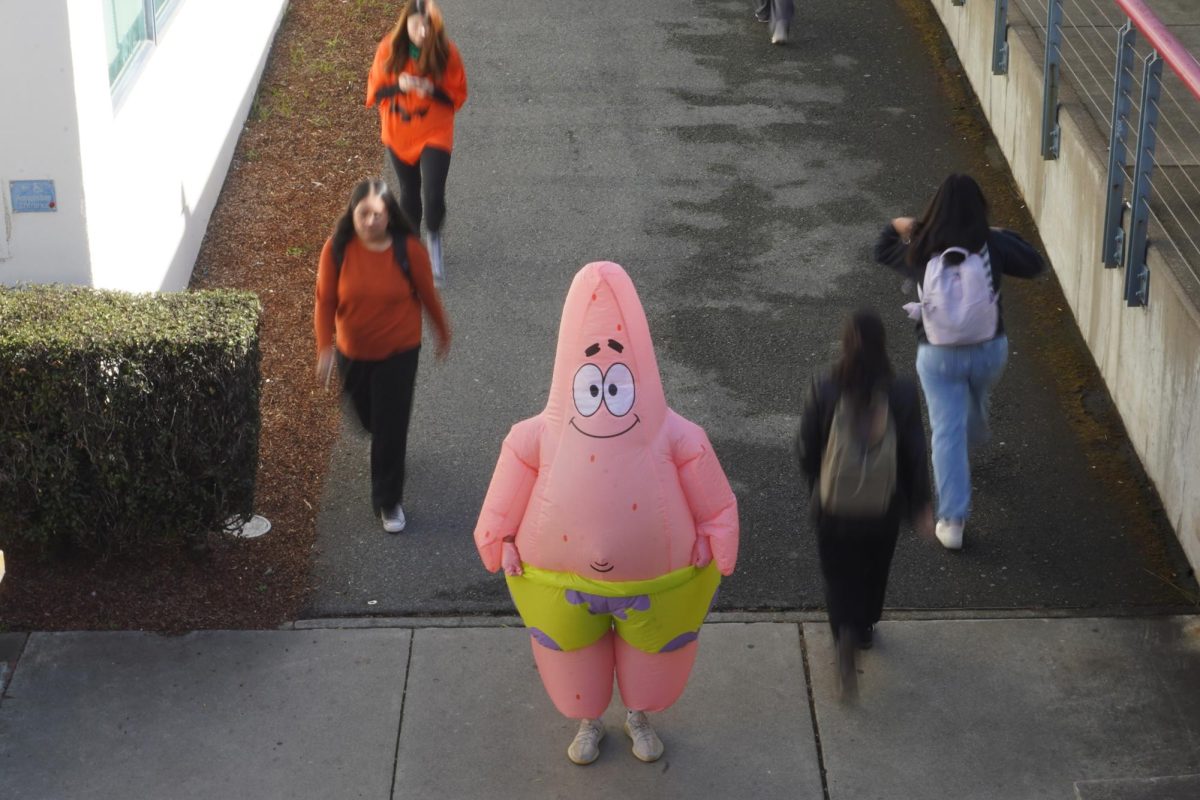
[1102,22,1137,268]
[993,0,1010,75]
[1041,0,1063,159]
[1125,52,1163,307]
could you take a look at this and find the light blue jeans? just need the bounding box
[915,335,1009,522]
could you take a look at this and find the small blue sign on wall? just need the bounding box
[11,180,57,213]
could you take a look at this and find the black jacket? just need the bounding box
[873,224,1045,343]
[795,373,931,523]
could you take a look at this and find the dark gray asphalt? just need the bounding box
[306,0,1197,617]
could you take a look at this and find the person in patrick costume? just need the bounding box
[474,261,739,765]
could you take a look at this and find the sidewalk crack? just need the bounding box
[389,629,416,799]
[798,625,832,800]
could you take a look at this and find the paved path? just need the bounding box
[3,618,1200,799]
[307,0,1196,617]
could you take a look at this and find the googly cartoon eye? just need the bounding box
[572,364,604,417]
[602,363,635,417]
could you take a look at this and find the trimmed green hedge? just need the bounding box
[0,285,262,555]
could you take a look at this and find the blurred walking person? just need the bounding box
[367,0,468,287]
[315,178,451,534]
[874,174,1043,550]
[754,0,794,45]
[796,310,932,700]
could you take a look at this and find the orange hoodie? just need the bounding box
[366,37,468,165]
[314,235,450,361]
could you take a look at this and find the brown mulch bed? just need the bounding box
[0,0,393,632]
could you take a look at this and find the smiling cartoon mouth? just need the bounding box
[590,561,614,573]
[569,415,641,439]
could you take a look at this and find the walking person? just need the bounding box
[796,310,933,700]
[315,178,451,533]
[366,0,468,287]
[874,173,1044,550]
[754,0,794,45]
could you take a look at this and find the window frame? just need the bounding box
[108,0,183,105]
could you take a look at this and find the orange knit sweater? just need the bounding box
[314,235,450,361]
[366,38,468,165]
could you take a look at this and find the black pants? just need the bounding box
[388,146,452,233]
[337,347,420,513]
[815,512,900,639]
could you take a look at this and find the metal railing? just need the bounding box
[980,0,1200,308]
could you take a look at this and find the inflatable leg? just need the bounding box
[531,630,615,719]
[614,636,698,713]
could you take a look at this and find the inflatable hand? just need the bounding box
[502,541,524,576]
[691,535,712,568]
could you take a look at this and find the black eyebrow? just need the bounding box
[607,339,624,353]
[584,343,601,357]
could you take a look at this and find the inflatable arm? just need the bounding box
[474,418,542,572]
[670,414,739,576]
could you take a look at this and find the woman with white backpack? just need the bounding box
[874,174,1044,551]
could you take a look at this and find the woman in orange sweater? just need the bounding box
[315,178,452,533]
[367,0,468,287]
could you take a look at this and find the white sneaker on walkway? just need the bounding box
[425,231,445,288]
[624,710,664,762]
[567,718,604,765]
[935,519,963,550]
[381,503,406,534]
[770,23,788,45]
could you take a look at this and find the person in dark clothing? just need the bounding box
[796,310,933,701]
[873,174,1044,551]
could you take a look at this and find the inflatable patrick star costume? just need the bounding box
[474,261,739,765]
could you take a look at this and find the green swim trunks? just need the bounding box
[506,562,720,654]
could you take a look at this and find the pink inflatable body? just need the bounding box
[474,261,739,718]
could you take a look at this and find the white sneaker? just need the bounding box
[567,718,604,765]
[624,710,664,763]
[770,23,788,45]
[381,503,406,534]
[935,519,963,550]
[425,231,445,288]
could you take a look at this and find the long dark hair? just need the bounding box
[330,178,414,271]
[833,309,894,410]
[384,0,451,80]
[907,173,990,268]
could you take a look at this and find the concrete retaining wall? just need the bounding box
[927,0,1200,572]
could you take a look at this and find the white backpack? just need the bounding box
[910,246,998,346]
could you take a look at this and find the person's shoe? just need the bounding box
[381,503,406,534]
[837,629,858,702]
[567,718,605,765]
[935,519,964,550]
[857,624,874,650]
[424,231,445,288]
[624,710,664,762]
[754,10,770,22]
[770,23,789,45]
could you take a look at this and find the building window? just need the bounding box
[104,0,181,89]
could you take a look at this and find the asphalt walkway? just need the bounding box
[306,0,1197,618]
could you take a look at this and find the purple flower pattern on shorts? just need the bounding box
[528,627,562,651]
[565,591,651,620]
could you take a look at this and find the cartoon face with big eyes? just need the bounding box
[569,340,639,438]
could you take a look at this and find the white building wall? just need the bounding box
[0,0,288,292]
[0,0,93,285]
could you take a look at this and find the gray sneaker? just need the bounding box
[425,231,445,288]
[567,718,604,765]
[381,503,406,534]
[770,23,789,45]
[624,710,664,762]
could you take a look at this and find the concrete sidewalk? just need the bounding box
[2,617,1199,799]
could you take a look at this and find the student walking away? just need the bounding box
[315,178,451,534]
[874,173,1044,551]
[796,310,933,701]
[366,0,467,287]
[754,0,794,45]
